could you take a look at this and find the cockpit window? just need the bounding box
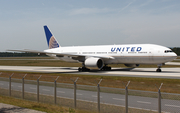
[164,50,173,53]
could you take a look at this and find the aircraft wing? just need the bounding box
[7,49,115,59]
[7,49,46,54]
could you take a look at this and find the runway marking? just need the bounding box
[76,93,82,95]
[137,101,151,104]
[57,91,65,93]
[113,98,125,101]
[77,93,83,96]
[92,95,102,98]
[165,104,180,108]
[42,89,50,91]
[30,87,36,90]
[72,93,82,95]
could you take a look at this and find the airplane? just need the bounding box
[8,25,177,72]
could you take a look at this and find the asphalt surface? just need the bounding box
[0,66,180,79]
[0,80,180,113]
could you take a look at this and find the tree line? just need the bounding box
[171,47,180,56]
[0,47,179,57]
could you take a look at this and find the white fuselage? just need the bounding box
[44,44,177,65]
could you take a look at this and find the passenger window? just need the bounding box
[164,50,173,53]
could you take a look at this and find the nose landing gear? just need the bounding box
[156,68,162,72]
[156,64,164,72]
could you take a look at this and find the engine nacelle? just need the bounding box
[124,64,140,68]
[84,57,104,70]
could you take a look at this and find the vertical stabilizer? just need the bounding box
[44,25,60,49]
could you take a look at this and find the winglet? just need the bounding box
[44,25,60,49]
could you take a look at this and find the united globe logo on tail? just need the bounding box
[44,25,60,49]
[49,36,59,49]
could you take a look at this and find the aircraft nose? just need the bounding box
[173,52,177,57]
[171,52,177,60]
[164,51,177,61]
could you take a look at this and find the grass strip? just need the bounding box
[0,94,94,113]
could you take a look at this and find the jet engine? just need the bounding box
[84,57,104,70]
[124,64,140,68]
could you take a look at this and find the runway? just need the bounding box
[0,66,180,79]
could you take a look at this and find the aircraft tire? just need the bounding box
[81,67,90,72]
[156,69,162,72]
[78,67,82,72]
[101,66,111,71]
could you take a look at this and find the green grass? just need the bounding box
[0,95,94,113]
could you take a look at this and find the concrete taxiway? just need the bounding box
[0,66,180,79]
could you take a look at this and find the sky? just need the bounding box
[0,0,180,52]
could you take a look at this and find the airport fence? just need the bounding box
[0,73,180,113]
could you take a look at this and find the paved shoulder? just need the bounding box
[0,103,46,113]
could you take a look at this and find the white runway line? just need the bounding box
[57,91,65,93]
[112,98,125,101]
[166,62,180,65]
[30,87,36,90]
[42,89,50,91]
[137,101,151,104]
[165,104,180,108]
[77,93,83,95]
[72,93,82,95]
[92,95,102,98]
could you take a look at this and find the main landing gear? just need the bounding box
[78,67,90,72]
[101,65,111,71]
[78,65,112,72]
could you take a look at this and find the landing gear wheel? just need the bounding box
[156,68,161,72]
[78,67,82,72]
[156,64,163,72]
[101,66,111,71]
[78,67,90,72]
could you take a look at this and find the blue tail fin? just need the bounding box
[44,25,60,49]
